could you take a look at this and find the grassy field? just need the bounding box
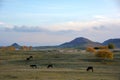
[0,49,120,80]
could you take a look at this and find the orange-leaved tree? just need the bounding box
[98,46,108,49]
[95,49,113,60]
[7,46,16,51]
[21,46,28,51]
[29,46,32,50]
[86,47,96,53]
[21,46,32,51]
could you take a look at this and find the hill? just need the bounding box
[9,38,120,49]
[11,43,21,48]
[103,38,120,48]
[59,37,102,49]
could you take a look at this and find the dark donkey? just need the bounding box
[47,64,53,68]
[30,64,37,68]
[26,56,33,61]
[86,66,93,72]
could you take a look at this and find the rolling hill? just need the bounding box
[9,37,120,49]
[103,38,120,48]
[59,37,102,49]
[11,43,21,48]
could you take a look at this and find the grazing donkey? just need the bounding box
[47,64,53,68]
[26,57,30,61]
[86,66,93,72]
[26,56,33,61]
[30,64,37,68]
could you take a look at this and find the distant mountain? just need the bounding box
[103,38,120,48]
[59,37,102,49]
[11,43,21,48]
[8,38,120,49]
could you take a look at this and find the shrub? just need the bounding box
[95,49,113,60]
[99,46,108,49]
[108,43,115,49]
[86,47,96,53]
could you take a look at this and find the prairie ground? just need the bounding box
[0,49,120,80]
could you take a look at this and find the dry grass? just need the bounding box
[0,49,120,80]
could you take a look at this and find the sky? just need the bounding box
[0,0,120,46]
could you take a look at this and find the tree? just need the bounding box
[8,46,16,51]
[1,46,6,51]
[95,49,113,60]
[86,47,96,53]
[1,46,16,51]
[21,46,28,51]
[29,46,32,50]
[108,43,115,49]
[21,46,32,51]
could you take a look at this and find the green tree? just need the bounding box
[108,43,115,49]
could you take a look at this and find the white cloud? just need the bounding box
[93,15,107,19]
[0,21,14,28]
[0,21,4,25]
[1,16,120,32]
[0,15,120,46]
[45,16,120,31]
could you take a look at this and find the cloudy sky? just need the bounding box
[0,0,120,46]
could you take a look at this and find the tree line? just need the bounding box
[86,43,115,60]
[0,46,32,51]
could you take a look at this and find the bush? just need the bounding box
[86,47,96,53]
[95,49,113,60]
[108,43,115,49]
[98,46,108,49]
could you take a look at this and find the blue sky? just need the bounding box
[0,0,120,46]
[0,0,118,25]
